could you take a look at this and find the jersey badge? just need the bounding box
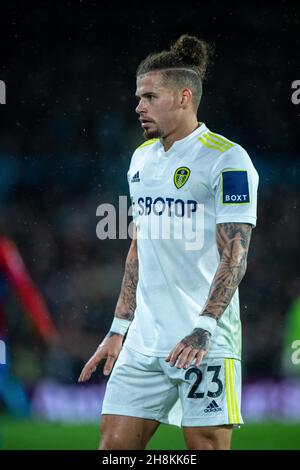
[174,167,190,189]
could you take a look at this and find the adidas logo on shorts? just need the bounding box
[204,400,222,413]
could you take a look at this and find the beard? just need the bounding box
[143,126,162,140]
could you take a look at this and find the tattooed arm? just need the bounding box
[201,222,252,320]
[114,231,138,324]
[78,226,138,381]
[166,223,253,369]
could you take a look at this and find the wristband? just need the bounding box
[194,315,217,335]
[110,317,131,336]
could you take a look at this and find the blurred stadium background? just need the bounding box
[0,1,300,450]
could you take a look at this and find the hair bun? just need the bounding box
[170,34,213,80]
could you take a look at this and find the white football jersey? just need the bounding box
[125,123,259,359]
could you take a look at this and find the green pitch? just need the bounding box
[1,416,300,450]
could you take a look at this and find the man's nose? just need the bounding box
[135,99,147,114]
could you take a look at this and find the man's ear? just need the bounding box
[181,88,193,108]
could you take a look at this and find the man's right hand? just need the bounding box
[78,333,123,382]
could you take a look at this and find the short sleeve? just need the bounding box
[210,145,259,227]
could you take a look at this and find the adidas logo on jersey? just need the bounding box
[131,171,140,183]
[204,400,222,413]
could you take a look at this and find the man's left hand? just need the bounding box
[165,328,211,369]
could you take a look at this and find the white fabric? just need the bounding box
[125,123,259,359]
[110,317,131,336]
[194,315,217,335]
[102,344,243,427]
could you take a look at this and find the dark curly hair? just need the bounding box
[136,34,214,110]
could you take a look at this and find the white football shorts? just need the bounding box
[101,344,243,427]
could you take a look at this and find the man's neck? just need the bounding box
[160,118,200,152]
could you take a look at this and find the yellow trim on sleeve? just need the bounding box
[206,131,235,149]
[199,136,227,153]
[205,132,234,150]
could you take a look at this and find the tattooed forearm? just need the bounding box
[182,328,211,351]
[115,238,138,321]
[201,223,252,321]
